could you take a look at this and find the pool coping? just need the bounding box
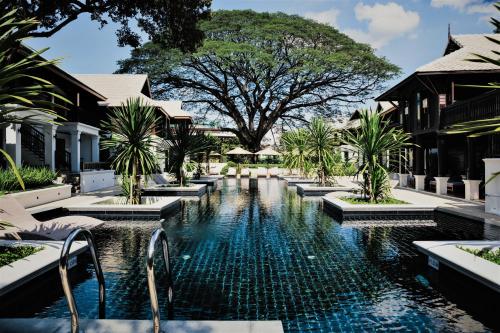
[413,240,500,294]
[0,240,87,297]
[323,196,435,220]
[143,184,207,197]
[296,184,354,196]
[65,196,181,218]
[284,178,318,186]
[0,318,284,333]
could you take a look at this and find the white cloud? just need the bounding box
[431,0,475,10]
[304,8,340,27]
[344,2,420,49]
[431,0,497,14]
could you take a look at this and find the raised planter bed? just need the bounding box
[414,241,500,293]
[66,196,181,219]
[190,177,219,187]
[10,185,72,208]
[296,184,354,196]
[323,196,435,221]
[0,240,87,296]
[284,178,318,186]
[143,183,207,197]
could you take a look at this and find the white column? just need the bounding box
[398,173,409,187]
[483,158,500,215]
[44,124,57,171]
[463,180,481,201]
[5,124,21,167]
[414,175,426,191]
[91,135,99,162]
[434,177,449,195]
[70,130,81,172]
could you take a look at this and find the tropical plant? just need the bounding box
[2,0,211,50]
[101,98,160,204]
[343,110,412,203]
[0,6,70,191]
[281,129,309,177]
[118,10,399,150]
[0,166,56,192]
[306,118,339,186]
[164,122,215,186]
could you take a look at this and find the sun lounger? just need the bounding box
[257,167,268,177]
[0,196,104,240]
[226,167,237,177]
[241,168,250,177]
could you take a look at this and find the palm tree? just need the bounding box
[306,118,338,186]
[343,110,411,203]
[281,129,309,177]
[101,98,160,204]
[164,122,215,186]
[0,6,70,190]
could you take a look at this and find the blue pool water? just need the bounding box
[2,178,500,332]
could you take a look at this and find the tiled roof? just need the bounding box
[416,34,500,73]
[73,74,191,120]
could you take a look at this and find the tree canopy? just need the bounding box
[118,10,400,150]
[2,0,211,50]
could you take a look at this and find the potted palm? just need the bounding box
[101,98,160,204]
[342,109,412,203]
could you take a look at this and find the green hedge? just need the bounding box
[0,167,57,192]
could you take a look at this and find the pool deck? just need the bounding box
[323,188,500,225]
[0,240,87,296]
[0,318,284,333]
[414,240,500,293]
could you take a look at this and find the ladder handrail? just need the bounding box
[59,228,106,329]
[146,227,174,331]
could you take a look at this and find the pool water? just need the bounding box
[3,178,500,332]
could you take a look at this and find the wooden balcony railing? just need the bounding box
[440,89,500,127]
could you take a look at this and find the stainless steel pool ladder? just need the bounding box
[59,228,106,331]
[146,228,174,331]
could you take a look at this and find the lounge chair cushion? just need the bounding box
[0,196,104,240]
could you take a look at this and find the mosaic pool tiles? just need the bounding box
[6,178,500,332]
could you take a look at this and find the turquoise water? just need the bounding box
[2,178,499,332]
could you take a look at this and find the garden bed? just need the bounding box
[340,197,408,204]
[0,245,41,267]
[323,195,435,221]
[296,184,353,196]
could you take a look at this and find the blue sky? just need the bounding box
[26,0,498,100]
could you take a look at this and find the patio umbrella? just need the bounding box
[225,147,254,166]
[225,147,253,155]
[255,147,281,156]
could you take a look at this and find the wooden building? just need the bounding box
[376,33,500,197]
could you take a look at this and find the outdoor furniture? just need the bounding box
[241,168,250,177]
[257,167,267,177]
[0,196,104,240]
[227,167,237,177]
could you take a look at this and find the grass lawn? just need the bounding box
[340,197,408,205]
[0,246,42,267]
[458,246,500,265]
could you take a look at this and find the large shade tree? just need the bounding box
[117,10,400,151]
[2,0,211,50]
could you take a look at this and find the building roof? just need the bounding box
[376,33,500,101]
[416,34,500,73]
[73,74,191,120]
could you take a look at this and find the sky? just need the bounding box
[26,0,498,105]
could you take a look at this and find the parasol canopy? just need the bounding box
[255,147,281,156]
[225,147,253,155]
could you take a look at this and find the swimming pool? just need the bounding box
[2,178,500,332]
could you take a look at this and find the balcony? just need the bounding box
[440,89,500,128]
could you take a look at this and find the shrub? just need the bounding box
[221,161,237,175]
[0,167,56,192]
